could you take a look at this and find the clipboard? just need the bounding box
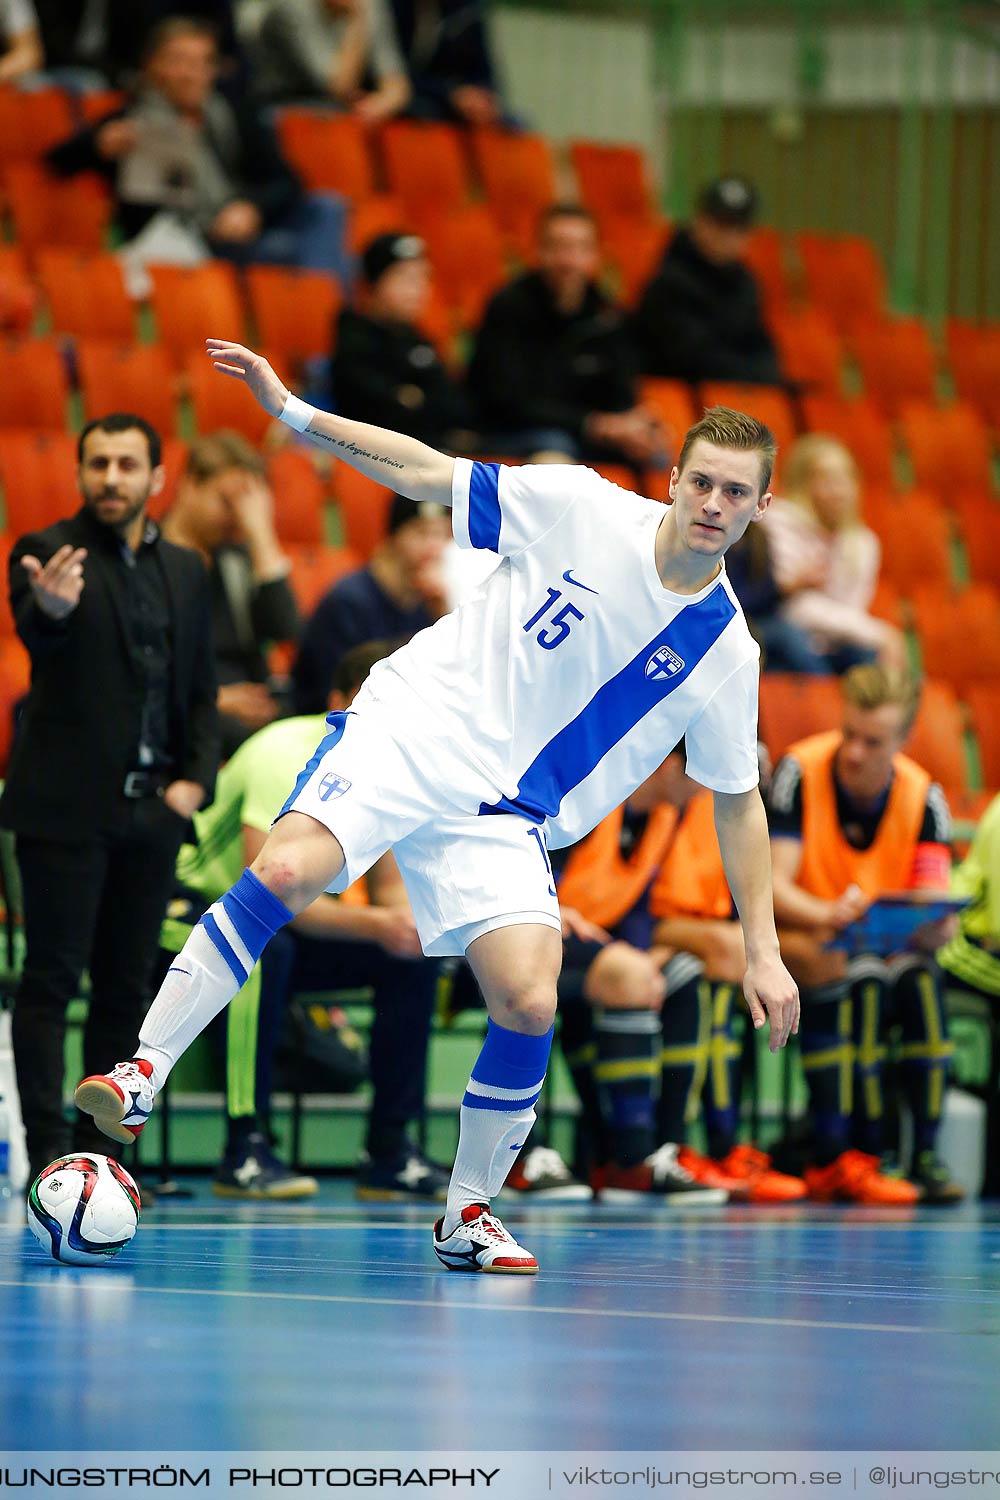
[827,890,970,957]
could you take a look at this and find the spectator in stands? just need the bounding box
[542,742,803,1204]
[292,493,449,713]
[938,792,1000,1003]
[47,18,348,281]
[389,0,502,124]
[768,664,963,1205]
[725,524,834,673]
[1,413,219,1192]
[254,0,410,121]
[158,638,446,1200]
[160,433,299,759]
[333,232,472,450]
[33,1,242,92]
[636,175,783,387]
[467,203,666,471]
[763,434,906,674]
[0,0,42,82]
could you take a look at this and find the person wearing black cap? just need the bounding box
[636,176,783,387]
[291,491,450,713]
[332,232,472,450]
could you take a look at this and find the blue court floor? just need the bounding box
[2,1183,999,1453]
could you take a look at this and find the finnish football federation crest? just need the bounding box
[318,773,352,802]
[645,645,685,681]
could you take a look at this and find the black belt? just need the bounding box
[122,769,172,800]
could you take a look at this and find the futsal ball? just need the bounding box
[26,1154,140,1266]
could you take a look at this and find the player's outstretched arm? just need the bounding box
[206,339,456,507]
[712,786,800,1052]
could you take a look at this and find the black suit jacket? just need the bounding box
[0,510,220,842]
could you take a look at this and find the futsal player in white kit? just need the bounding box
[75,340,799,1274]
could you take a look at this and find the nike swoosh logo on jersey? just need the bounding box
[562,569,599,594]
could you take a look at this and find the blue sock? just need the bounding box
[445,1020,554,1229]
[205,869,294,985]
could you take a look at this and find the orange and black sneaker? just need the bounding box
[715,1143,808,1203]
[803,1149,920,1206]
[677,1145,750,1198]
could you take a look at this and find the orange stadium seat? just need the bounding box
[850,318,939,416]
[952,495,1000,591]
[286,543,361,616]
[796,231,886,331]
[570,140,659,234]
[329,464,395,560]
[602,219,670,307]
[276,111,376,199]
[638,378,698,447]
[869,576,906,628]
[0,531,16,635]
[421,205,507,327]
[347,194,414,256]
[742,228,791,312]
[700,383,797,456]
[470,128,556,259]
[758,673,843,764]
[37,250,136,343]
[0,637,30,775]
[0,429,78,534]
[800,395,898,490]
[185,352,288,444]
[591,463,639,493]
[3,163,112,255]
[946,321,1000,425]
[149,263,245,359]
[865,491,953,593]
[77,342,178,435]
[899,401,995,500]
[769,308,844,398]
[380,120,471,225]
[246,265,342,362]
[0,340,69,430]
[905,679,969,800]
[79,90,127,124]
[0,244,35,335]
[966,683,1000,792]
[0,86,74,161]
[267,448,326,547]
[911,584,1000,687]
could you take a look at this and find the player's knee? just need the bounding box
[250,849,319,915]
[490,978,557,1034]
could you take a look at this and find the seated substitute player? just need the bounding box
[75,347,800,1275]
[768,665,962,1204]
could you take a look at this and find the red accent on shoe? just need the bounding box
[677,1145,750,1197]
[132,1059,154,1078]
[491,1255,538,1269]
[460,1203,490,1224]
[77,1073,125,1106]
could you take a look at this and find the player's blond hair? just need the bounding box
[677,406,777,493]
[841,663,922,736]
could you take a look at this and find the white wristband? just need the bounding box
[279,393,316,432]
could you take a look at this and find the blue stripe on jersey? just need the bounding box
[480,583,737,824]
[279,711,349,817]
[467,462,502,552]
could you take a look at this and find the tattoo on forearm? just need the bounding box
[310,432,405,470]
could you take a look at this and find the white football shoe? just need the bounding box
[74,1059,156,1144]
[433,1203,538,1274]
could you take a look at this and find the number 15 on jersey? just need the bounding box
[522,587,586,651]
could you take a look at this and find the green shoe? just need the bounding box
[911,1150,965,1205]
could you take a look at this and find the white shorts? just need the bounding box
[279,706,562,956]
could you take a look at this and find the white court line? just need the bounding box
[60,1217,999,1234]
[0,1276,986,1337]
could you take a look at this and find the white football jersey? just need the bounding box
[362,460,760,848]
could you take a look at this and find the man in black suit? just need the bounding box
[1,413,220,1186]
